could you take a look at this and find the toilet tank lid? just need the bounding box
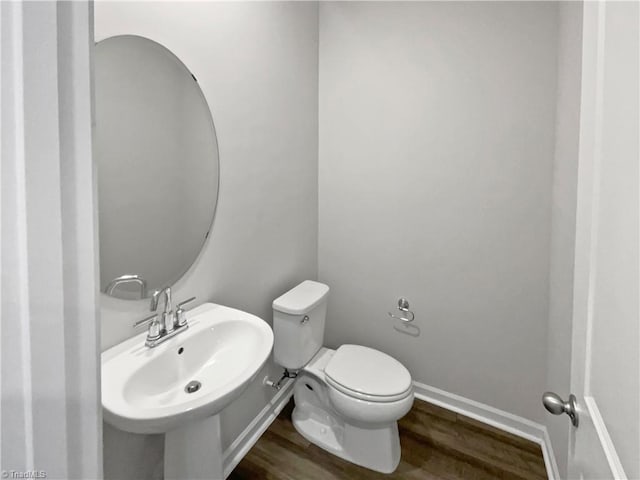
[273,280,329,315]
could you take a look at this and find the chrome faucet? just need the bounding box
[151,286,174,334]
[133,287,196,348]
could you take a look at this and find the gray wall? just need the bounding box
[95,2,318,478]
[545,2,583,476]
[318,1,558,423]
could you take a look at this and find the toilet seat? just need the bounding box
[324,345,412,402]
[325,375,412,402]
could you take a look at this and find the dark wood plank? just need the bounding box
[229,398,547,480]
[455,413,542,455]
[400,403,547,479]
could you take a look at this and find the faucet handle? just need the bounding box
[134,313,158,329]
[134,314,161,341]
[175,297,196,328]
[177,296,196,309]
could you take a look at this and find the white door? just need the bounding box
[566,1,639,479]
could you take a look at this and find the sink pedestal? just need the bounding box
[164,414,223,480]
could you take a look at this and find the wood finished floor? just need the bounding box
[229,398,547,480]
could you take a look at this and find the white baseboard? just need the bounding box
[541,423,562,480]
[413,381,560,480]
[222,379,295,478]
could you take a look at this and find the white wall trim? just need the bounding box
[541,424,562,480]
[584,396,628,479]
[413,381,560,480]
[1,2,101,477]
[222,380,295,479]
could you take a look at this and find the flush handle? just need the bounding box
[542,392,579,427]
[300,315,310,324]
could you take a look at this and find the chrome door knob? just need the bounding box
[542,392,579,427]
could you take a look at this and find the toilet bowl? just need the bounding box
[272,281,414,473]
[291,346,413,473]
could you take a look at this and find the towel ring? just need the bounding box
[388,297,415,323]
[388,310,415,323]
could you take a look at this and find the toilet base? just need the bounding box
[292,376,401,474]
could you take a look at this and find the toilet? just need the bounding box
[272,280,414,473]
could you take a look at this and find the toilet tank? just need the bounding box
[272,280,330,370]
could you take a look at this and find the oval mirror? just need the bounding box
[95,35,219,300]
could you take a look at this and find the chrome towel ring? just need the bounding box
[388,297,415,323]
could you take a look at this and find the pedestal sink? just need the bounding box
[101,303,274,480]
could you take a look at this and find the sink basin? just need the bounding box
[102,302,274,434]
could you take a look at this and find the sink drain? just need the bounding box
[184,380,202,394]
